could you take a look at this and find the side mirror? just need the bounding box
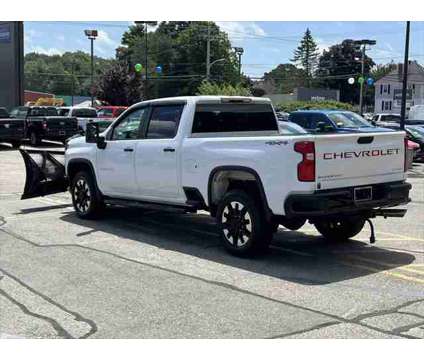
[86,122,106,149]
[85,122,99,143]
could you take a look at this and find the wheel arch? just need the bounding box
[207,165,272,219]
[67,158,101,193]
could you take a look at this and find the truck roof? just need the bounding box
[132,96,272,107]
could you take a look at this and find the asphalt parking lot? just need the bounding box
[0,141,423,339]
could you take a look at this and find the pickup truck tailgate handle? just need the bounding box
[357,136,374,144]
[123,148,134,152]
[163,148,175,152]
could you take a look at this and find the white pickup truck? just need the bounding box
[20,96,411,256]
[57,106,98,131]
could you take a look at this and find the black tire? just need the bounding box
[216,190,272,257]
[10,141,20,148]
[30,131,40,146]
[314,217,365,241]
[70,171,104,219]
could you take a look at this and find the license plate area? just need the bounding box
[59,130,65,136]
[354,186,373,202]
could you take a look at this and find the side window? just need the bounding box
[146,105,184,139]
[111,108,146,140]
[289,113,310,129]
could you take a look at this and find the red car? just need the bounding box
[96,106,127,120]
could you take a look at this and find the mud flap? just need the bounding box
[19,149,69,200]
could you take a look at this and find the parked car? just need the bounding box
[372,112,424,126]
[58,106,98,131]
[380,123,424,162]
[9,106,79,146]
[275,111,289,121]
[288,110,392,134]
[20,96,410,257]
[0,112,25,147]
[96,106,127,120]
[408,105,424,121]
[371,113,401,124]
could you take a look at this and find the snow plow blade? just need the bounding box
[19,149,68,200]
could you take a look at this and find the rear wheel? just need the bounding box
[314,217,365,241]
[71,171,104,219]
[30,131,40,146]
[217,190,272,257]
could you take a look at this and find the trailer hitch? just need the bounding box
[19,149,68,200]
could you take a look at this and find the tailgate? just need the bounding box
[45,116,78,130]
[315,131,406,190]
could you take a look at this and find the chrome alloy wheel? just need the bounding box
[73,178,91,214]
[221,201,252,247]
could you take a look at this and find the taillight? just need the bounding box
[294,141,315,182]
[42,120,47,129]
[404,137,408,172]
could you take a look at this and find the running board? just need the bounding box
[104,197,198,213]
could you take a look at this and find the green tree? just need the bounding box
[263,63,307,94]
[95,61,142,105]
[119,21,240,98]
[316,40,375,104]
[196,81,251,96]
[291,28,320,85]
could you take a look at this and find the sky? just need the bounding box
[24,21,424,77]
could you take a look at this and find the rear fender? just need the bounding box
[19,149,68,199]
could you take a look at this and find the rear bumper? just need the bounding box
[44,129,79,140]
[284,181,411,218]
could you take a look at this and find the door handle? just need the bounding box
[123,148,134,152]
[163,148,175,152]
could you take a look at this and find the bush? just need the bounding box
[275,100,354,113]
[196,81,252,96]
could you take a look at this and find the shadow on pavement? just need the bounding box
[58,206,415,286]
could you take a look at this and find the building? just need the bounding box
[374,60,424,114]
[263,87,340,105]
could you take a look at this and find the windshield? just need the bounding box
[327,112,372,128]
[408,127,424,140]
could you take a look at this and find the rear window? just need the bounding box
[46,108,58,116]
[192,103,278,134]
[72,108,97,118]
[381,115,401,123]
[58,109,70,116]
[97,108,113,117]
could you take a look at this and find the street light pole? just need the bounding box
[84,30,98,107]
[400,21,410,131]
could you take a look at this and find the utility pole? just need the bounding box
[71,58,75,106]
[234,47,244,83]
[206,22,211,81]
[358,44,366,115]
[354,39,376,115]
[84,30,98,107]
[400,21,410,131]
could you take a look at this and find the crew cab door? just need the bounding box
[135,104,185,202]
[96,107,147,197]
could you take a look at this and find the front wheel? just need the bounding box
[217,190,272,257]
[314,217,365,241]
[71,171,104,219]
